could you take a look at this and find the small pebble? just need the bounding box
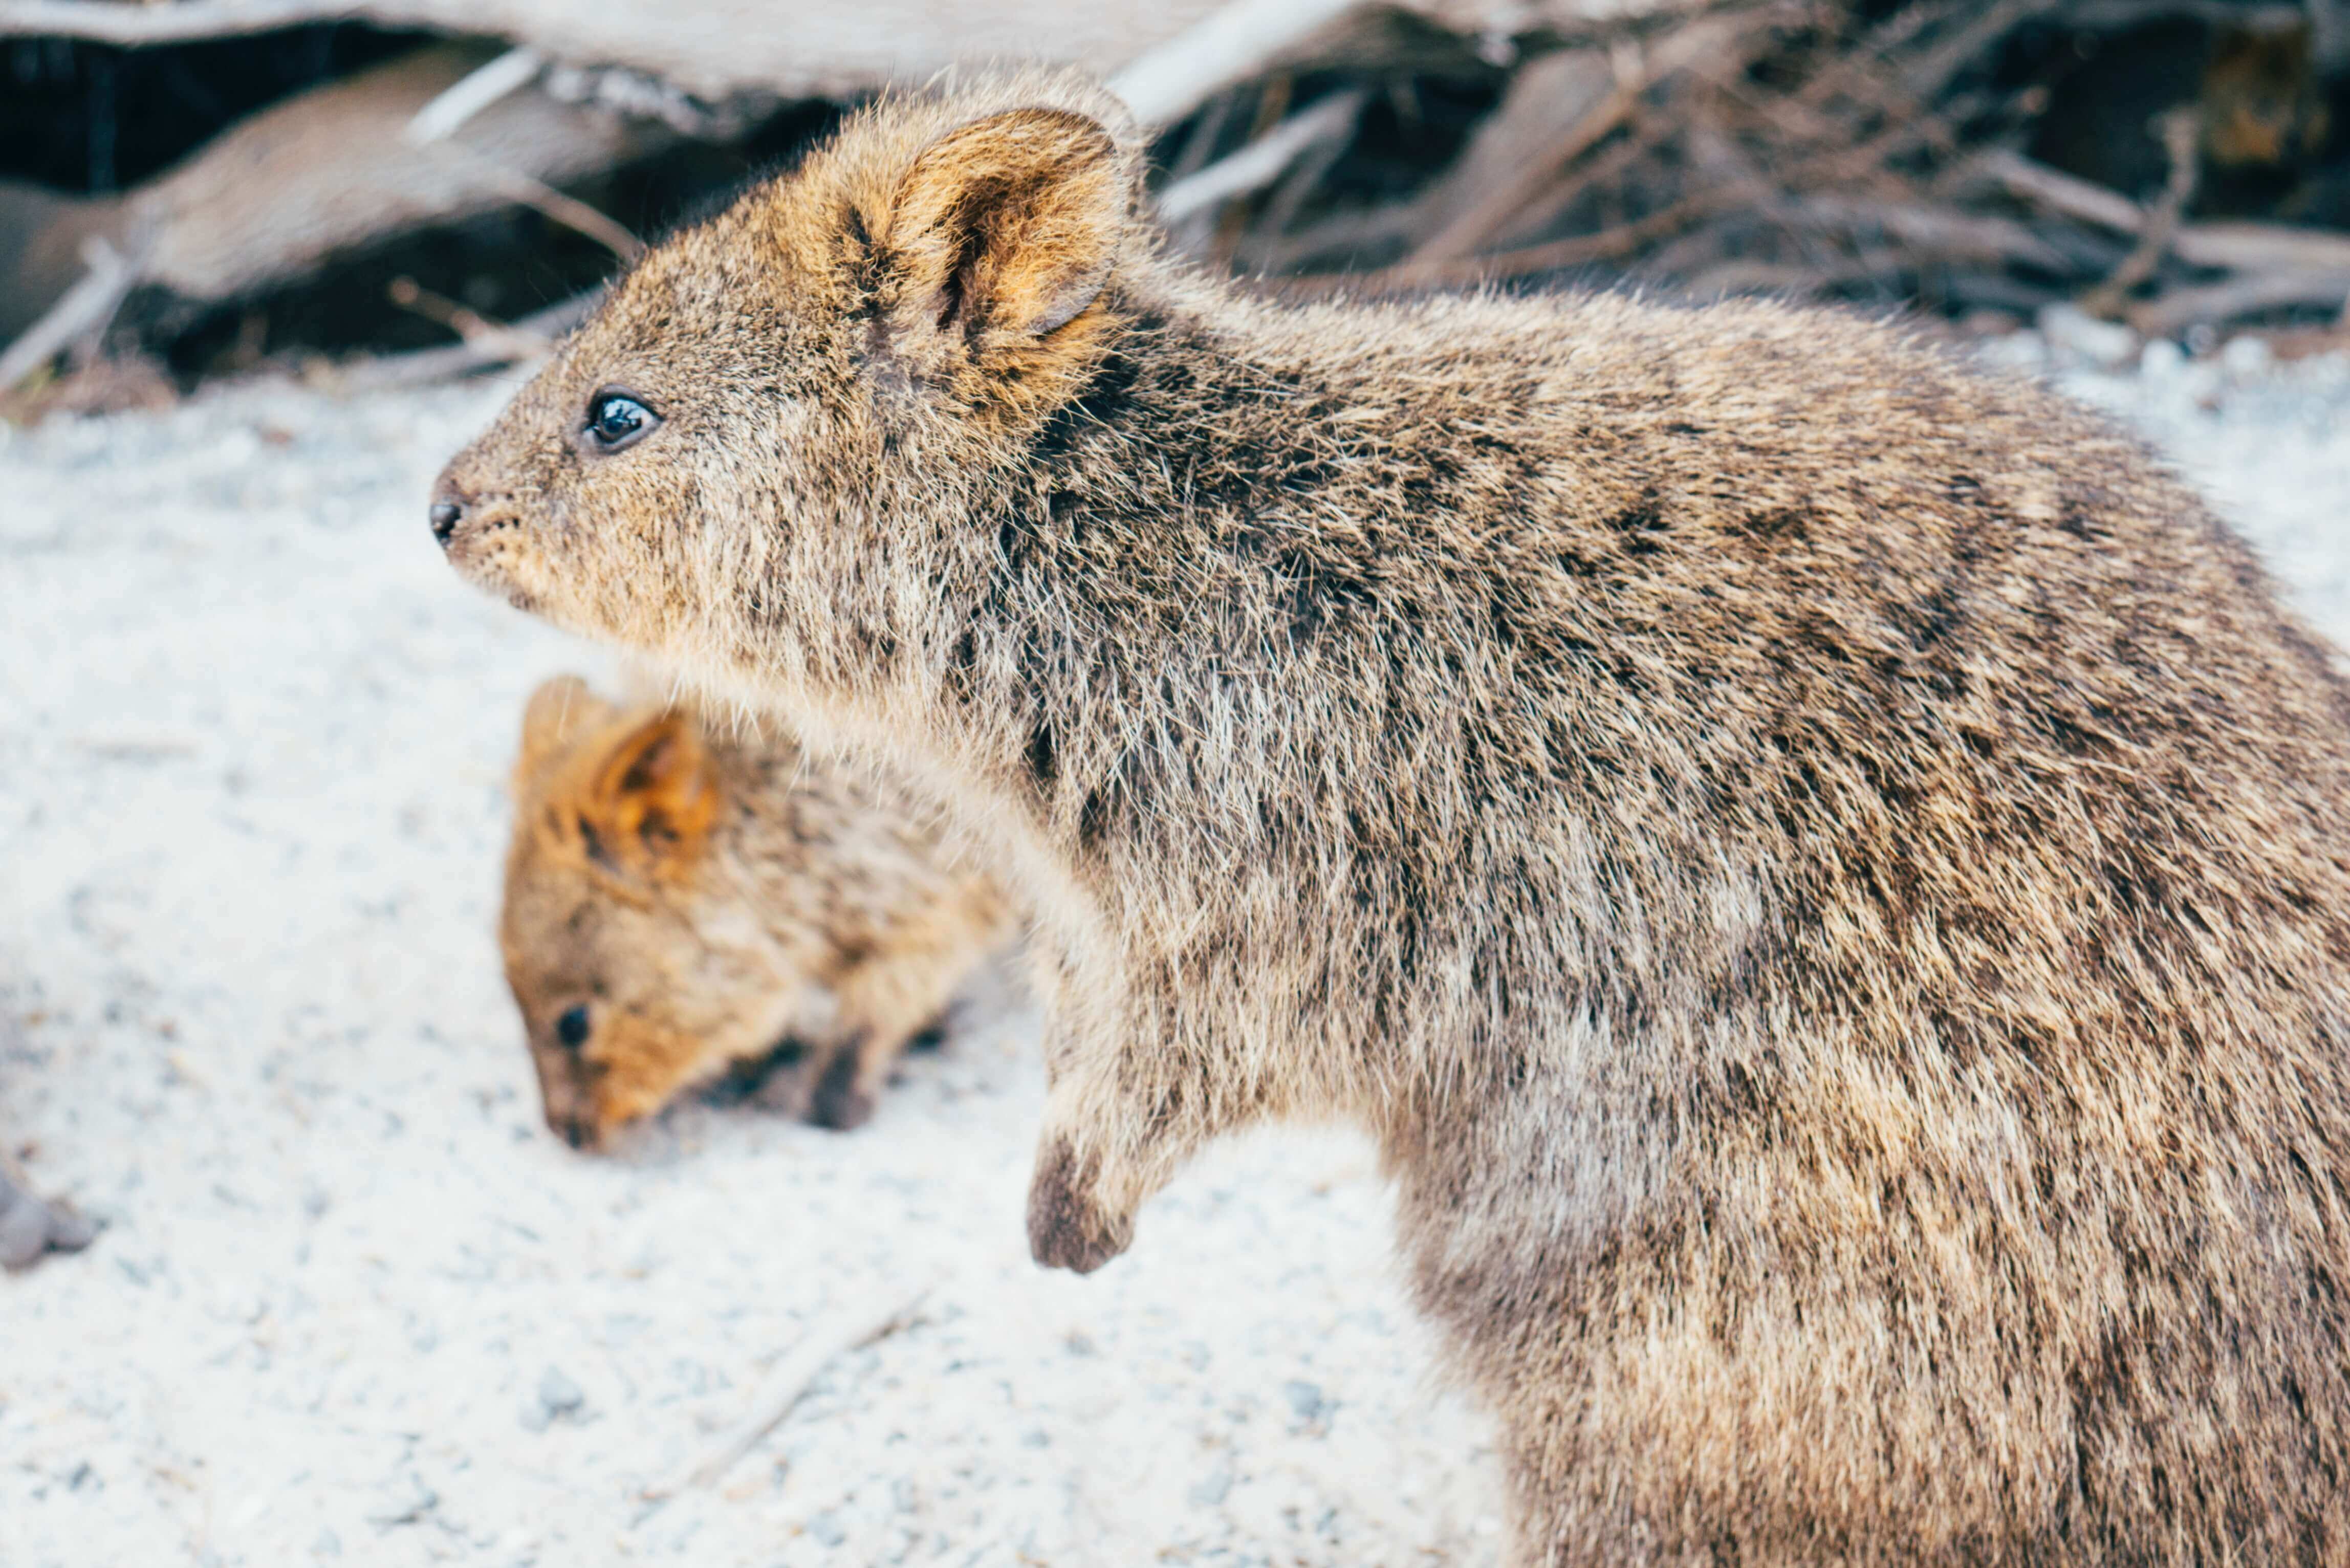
[1283,1380,1327,1422]
[806,1512,847,1548]
[2140,338,2186,381]
[2038,304,2138,370]
[2222,334,2275,381]
[538,1365,586,1420]
[1189,1465,1235,1507]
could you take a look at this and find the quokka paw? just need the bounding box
[810,1048,878,1131]
[1026,1137,1134,1274]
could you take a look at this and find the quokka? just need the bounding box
[435,70,2350,1563]
[501,676,1009,1145]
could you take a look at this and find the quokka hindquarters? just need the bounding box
[500,676,1012,1145]
[435,71,2350,1562]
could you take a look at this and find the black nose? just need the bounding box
[428,498,463,545]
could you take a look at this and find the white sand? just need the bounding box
[4,336,2346,1566]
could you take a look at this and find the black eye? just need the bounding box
[555,1005,592,1050]
[583,390,658,453]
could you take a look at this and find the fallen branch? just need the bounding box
[404,46,544,145]
[1408,11,1758,266]
[1981,151,2350,276]
[2127,270,2350,337]
[0,0,361,42]
[1107,0,1361,127]
[1156,89,1365,223]
[1796,195,2075,272]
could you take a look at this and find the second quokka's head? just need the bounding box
[431,72,1147,687]
[500,676,821,1150]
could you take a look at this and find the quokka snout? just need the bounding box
[440,70,2350,1564]
[499,675,1011,1146]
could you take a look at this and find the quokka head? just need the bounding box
[499,676,823,1150]
[431,72,1148,701]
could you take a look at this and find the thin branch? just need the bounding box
[1409,10,1759,267]
[1980,150,2350,274]
[420,142,646,263]
[385,276,548,360]
[2080,105,2197,319]
[404,46,543,145]
[1107,0,1362,128]
[0,237,135,393]
[1156,89,1365,224]
[2127,270,2350,337]
[333,288,600,391]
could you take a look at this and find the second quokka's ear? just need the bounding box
[874,106,1127,357]
[579,710,721,877]
[515,674,617,791]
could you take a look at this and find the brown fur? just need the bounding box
[438,70,2350,1563]
[500,676,1009,1145]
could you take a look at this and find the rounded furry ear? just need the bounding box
[581,709,721,876]
[880,107,1126,345]
[515,675,615,791]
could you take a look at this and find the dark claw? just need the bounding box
[809,1046,876,1131]
[1027,1138,1133,1274]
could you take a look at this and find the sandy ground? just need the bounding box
[4,334,2348,1567]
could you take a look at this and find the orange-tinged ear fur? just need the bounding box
[515,674,617,792]
[878,106,1125,351]
[581,711,721,878]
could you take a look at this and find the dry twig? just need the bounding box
[650,1274,941,1505]
[1157,90,1366,223]
[0,237,136,393]
[335,288,600,390]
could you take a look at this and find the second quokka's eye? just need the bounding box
[555,1004,592,1050]
[583,390,658,452]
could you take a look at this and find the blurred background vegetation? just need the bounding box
[4,0,2347,415]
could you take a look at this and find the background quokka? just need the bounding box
[501,675,1011,1146]
[437,71,2350,1564]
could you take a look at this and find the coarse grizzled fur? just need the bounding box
[501,676,1009,1145]
[435,68,2350,1565]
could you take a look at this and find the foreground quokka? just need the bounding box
[434,70,2350,1563]
[501,676,1009,1145]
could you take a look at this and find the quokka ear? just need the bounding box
[515,675,616,792]
[579,710,721,877]
[876,106,1126,352]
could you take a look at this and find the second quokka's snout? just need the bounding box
[498,674,1011,1146]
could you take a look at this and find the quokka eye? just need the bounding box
[554,1004,592,1050]
[583,389,659,453]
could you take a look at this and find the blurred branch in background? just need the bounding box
[5,0,2350,408]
